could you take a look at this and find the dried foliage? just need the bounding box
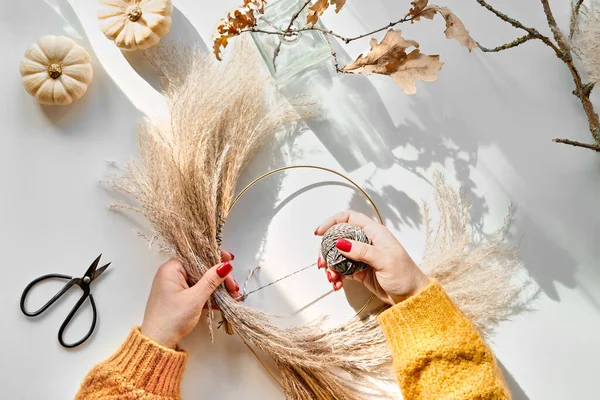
[214,0,267,60]
[212,0,475,94]
[422,173,534,336]
[342,29,443,95]
[112,42,531,399]
[307,0,346,24]
[408,1,477,51]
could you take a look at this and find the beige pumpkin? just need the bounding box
[20,35,94,106]
[98,0,173,51]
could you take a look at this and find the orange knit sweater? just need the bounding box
[75,280,511,399]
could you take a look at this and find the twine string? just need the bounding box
[216,213,225,246]
[241,263,315,300]
[241,265,262,298]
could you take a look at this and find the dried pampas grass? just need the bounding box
[573,2,600,84]
[422,173,533,338]
[112,41,532,399]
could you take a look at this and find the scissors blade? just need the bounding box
[83,254,102,278]
[90,263,110,281]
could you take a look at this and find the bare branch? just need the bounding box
[476,0,600,147]
[574,0,586,14]
[323,32,343,72]
[296,26,354,42]
[281,0,414,44]
[247,15,415,45]
[572,82,595,98]
[475,0,562,55]
[553,138,600,152]
[540,0,560,34]
[246,26,347,43]
[272,42,282,73]
[297,15,414,44]
[285,0,312,32]
[570,0,586,39]
[478,34,535,52]
[564,65,600,142]
[537,0,600,143]
[340,16,414,43]
[540,0,570,54]
[246,27,284,36]
[588,82,596,95]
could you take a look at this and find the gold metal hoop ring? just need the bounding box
[227,165,383,317]
[224,165,384,391]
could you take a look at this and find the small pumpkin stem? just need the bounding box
[126,5,142,21]
[47,63,62,79]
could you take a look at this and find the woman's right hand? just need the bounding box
[315,210,429,305]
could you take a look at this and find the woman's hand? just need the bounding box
[141,250,241,348]
[315,211,429,305]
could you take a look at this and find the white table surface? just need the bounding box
[2,1,600,399]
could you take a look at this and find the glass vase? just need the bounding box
[251,0,395,172]
[251,0,333,85]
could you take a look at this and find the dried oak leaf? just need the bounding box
[408,1,477,51]
[331,0,346,13]
[213,0,268,60]
[408,0,433,18]
[342,29,443,95]
[307,0,346,25]
[431,6,477,51]
[245,0,267,13]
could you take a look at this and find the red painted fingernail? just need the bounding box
[229,252,235,260]
[336,238,352,252]
[217,262,233,278]
[327,271,333,282]
[235,280,240,292]
[314,227,319,235]
[334,282,342,291]
[317,258,322,268]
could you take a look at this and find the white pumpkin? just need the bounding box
[20,35,94,106]
[98,0,173,51]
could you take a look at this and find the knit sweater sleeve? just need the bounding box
[75,327,187,400]
[377,279,511,400]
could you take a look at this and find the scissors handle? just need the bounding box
[20,274,74,317]
[58,292,97,348]
[20,273,98,348]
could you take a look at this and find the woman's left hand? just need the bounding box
[140,250,240,348]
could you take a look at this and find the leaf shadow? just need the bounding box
[254,26,493,237]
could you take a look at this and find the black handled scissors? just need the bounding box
[20,254,110,348]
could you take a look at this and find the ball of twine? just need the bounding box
[320,223,370,276]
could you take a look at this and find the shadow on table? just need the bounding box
[316,32,589,310]
[123,6,206,93]
[30,0,138,138]
[510,211,577,302]
[464,48,594,304]
[278,37,486,231]
[498,360,531,400]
